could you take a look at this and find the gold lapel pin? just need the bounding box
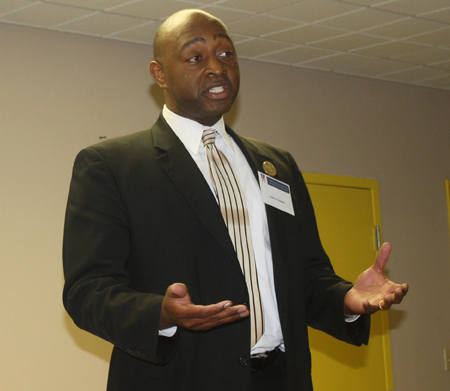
[263,161,277,177]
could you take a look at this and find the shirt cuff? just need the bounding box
[344,314,361,323]
[158,326,178,337]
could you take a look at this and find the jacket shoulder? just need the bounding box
[87,128,152,153]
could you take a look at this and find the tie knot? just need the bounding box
[202,129,216,147]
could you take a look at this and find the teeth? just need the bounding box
[209,86,224,93]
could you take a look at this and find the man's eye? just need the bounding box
[219,50,233,58]
[188,56,202,63]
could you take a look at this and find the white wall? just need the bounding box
[1,22,449,390]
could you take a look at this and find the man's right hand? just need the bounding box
[159,283,249,331]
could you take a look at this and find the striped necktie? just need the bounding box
[202,129,264,347]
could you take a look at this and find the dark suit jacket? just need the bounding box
[63,114,369,391]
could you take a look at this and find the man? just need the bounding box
[63,9,408,391]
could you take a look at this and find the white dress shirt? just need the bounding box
[162,106,284,354]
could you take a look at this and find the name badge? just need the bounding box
[258,172,295,216]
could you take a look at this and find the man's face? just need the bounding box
[152,15,240,126]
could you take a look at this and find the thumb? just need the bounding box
[374,242,391,272]
[166,283,189,299]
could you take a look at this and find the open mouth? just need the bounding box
[209,86,225,93]
[206,84,229,99]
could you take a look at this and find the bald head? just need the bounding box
[148,8,240,125]
[153,9,230,66]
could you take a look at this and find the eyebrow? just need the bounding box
[180,33,233,52]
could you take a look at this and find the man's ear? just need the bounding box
[149,61,167,89]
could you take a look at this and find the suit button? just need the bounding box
[239,357,249,367]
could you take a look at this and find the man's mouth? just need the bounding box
[209,86,225,93]
[206,84,230,100]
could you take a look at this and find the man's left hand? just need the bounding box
[344,242,408,315]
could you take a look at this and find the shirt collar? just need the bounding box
[162,105,234,155]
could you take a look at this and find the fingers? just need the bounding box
[363,298,392,314]
[361,300,388,314]
[183,302,249,331]
[363,301,378,315]
[373,242,391,272]
[378,298,392,311]
[386,283,409,305]
[377,282,409,311]
[160,283,250,331]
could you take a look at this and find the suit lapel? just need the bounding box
[227,129,269,181]
[152,115,238,263]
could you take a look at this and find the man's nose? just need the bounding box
[206,55,225,76]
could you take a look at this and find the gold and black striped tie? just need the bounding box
[202,129,264,347]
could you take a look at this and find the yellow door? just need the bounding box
[304,173,394,391]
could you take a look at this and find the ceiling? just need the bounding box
[2,0,450,91]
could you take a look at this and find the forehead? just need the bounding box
[174,17,232,50]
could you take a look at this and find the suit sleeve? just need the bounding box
[62,147,179,364]
[287,152,370,346]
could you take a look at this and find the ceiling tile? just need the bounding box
[334,0,387,6]
[403,27,450,46]
[374,0,450,17]
[47,0,133,11]
[107,0,195,20]
[199,6,251,24]
[415,74,450,89]
[258,45,335,64]
[380,66,448,82]
[435,60,450,70]
[363,17,446,39]
[393,47,450,66]
[227,14,301,37]
[339,58,416,77]
[229,33,252,44]
[351,41,428,58]
[172,0,223,3]
[1,2,93,27]
[319,8,407,32]
[175,0,223,4]
[57,12,147,36]
[265,24,346,44]
[421,8,450,24]
[109,20,161,44]
[299,52,380,71]
[267,0,361,23]
[217,0,300,14]
[1,0,450,91]
[234,38,294,58]
[308,33,390,51]
[0,0,37,15]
